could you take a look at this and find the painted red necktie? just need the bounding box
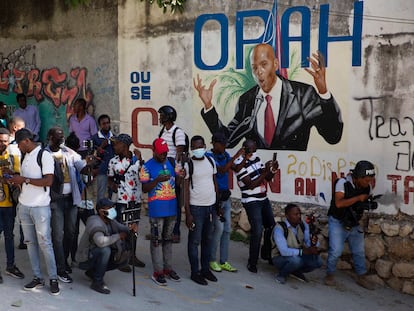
[264,94,276,146]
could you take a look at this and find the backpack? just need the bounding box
[277,221,305,239]
[187,155,215,189]
[159,126,189,154]
[21,148,64,201]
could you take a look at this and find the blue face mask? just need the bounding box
[105,207,117,220]
[192,148,206,159]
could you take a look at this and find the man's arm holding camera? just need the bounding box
[334,191,370,209]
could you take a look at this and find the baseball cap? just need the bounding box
[111,133,132,147]
[96,198,115,210]
[15,128,34,143]
[153,138,169,155]
[212,132,227,144]
[352,161,376,178]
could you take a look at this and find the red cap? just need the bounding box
[153,138,169,155]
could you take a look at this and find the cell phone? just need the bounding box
[273,152,277,162]
[3,173,12,179]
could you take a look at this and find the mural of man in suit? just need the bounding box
[194,43,343,151]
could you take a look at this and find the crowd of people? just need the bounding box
[0,43,377,296]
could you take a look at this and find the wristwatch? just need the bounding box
[25,178,31,185]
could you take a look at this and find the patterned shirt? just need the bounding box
[139,158,176,218]
[108,155,142,204]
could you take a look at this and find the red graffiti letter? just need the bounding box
[42,68,67,107]
[26,69,43,102]
[131,107,158,149]
[403,176,414,204]
[387,174,401,194]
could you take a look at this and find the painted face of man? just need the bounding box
[251,44,279,93]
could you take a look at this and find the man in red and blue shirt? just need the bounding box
[139,138,181,286]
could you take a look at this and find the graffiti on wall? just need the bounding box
[0,45,94,141]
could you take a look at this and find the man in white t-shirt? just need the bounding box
[9,128,60,295]
[184,135,219,286]
[158,105,187,243]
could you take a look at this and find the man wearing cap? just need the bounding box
[206,132,243,273]
[158,105,188,243]
[8,128,60,295]
[76,198,134,294]
[324,160,377,290]
[107,133,145,269]
[139,138,182,286]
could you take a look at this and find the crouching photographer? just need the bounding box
[76,199,136,294]
[325,160,377,290]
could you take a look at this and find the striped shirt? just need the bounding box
[235,156,267,203]
[160,124,186,158]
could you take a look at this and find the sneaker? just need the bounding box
[356,275,375,290]
[247,263,257,273]
[275,275,286,284]
[291,271,308,283]
[50,279,60,296]
[209,261,222,272]
[58,272,73,283]
[90,281,111,294]
[324,274,336,286]
[24,277,45,291]
[190,272,207,286]
[118,265,132,273]
[129,256,145,268]
[18,243,27,250]
[151,272,167,286]
[220,262,237,272]
[202,270,217,282]
[5,266,25,279]
[164,269,181,282]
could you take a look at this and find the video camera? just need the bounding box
[120,201,141,226]
[343,195,381,230]
[112,174,125,187]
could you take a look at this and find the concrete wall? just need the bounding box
[0,0,119,139]
[119,0,414,215]
[1,0,413,215]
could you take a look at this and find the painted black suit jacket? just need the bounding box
[201,76,343,151]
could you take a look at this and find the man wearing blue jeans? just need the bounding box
[9,128,59,295]
[184,135,218,285]
[324,160,376,290]
[46,126,94,283]
[272,204,322,284]
[206,132,243,273]
[0,128,25,282]
[234,139,278,273]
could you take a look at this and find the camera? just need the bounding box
[113,174,125,185]
[343,195,381,230]
[83,139,93,149]
[120,201,141,226]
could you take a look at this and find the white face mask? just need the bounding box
[105,207,117,220]
[192,148,206,159]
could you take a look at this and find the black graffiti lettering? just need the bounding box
[404,116,414,136]
[390,117,407,137]
[375,115,389,138]
[393,141,411,172]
